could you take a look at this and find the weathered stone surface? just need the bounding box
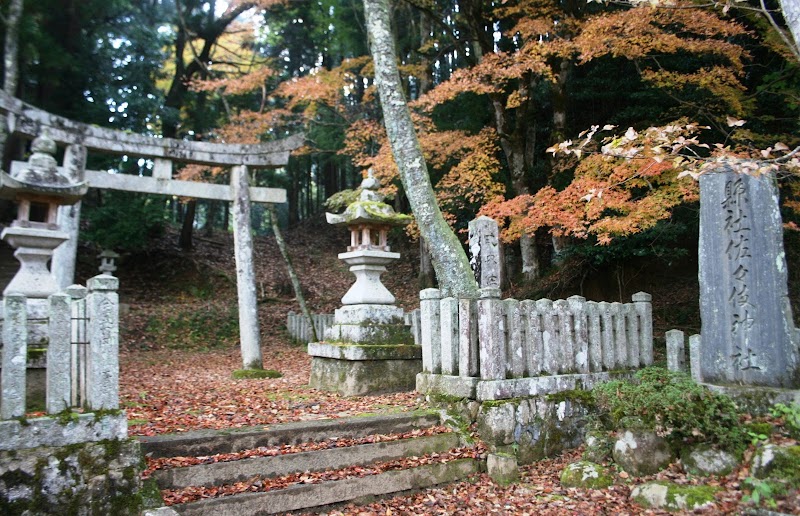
[582,431,612,463]
[689,334,703,383]
[0,438,144,515]
[475,371,633,401]
[560,461,613,489]
[752,444,800,484]
[666,329,686,373]
[309,356,421,396]
[308,342,421,361]
[332,304,404,325]
[631,481,719,511]
[487,453,519,485]
[420,288,442,373]
[613,430,674,476]
[478,294,504,380]
[2,226,68,298]
[231,165,262,370]
[681,444,738,476]
[468,216,501,289]
[1,293,27,419]
[0,413,127,451]
[458,297,479,377]
[46,292,71,414]
[415,372,478,399]
[324,322,414,345]
[339,250,400,305]
[699,169,799,388]
[633,292,654,366]
[440,297,459,375]
[87,274,120,410]
[478,395,592,464]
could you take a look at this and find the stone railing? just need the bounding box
[287,309,421,345]
[417,288,653,401]
[0,274,125,450]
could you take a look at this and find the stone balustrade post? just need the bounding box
[1,293,27,419]
[478,287,504,380]
[504,299,524,378]
[633,292,654,366]
[665,329,686,373]
[586,301,602,372]
[458,296,479,378]
[86,274,119,411]
[568,296,589,373]
[47,292,71,413]
[536,299,557,374]
[520,300,541,376]
[440,297,459,375]
[420,288,442,373]
[689,334,702,383]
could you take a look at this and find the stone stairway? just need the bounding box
[139,411,483,515]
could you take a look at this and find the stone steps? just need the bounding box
[142,411,482,516]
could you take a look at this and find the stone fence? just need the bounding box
[0,274,125,451]
[416,288,653,401]
[287,310,422,346]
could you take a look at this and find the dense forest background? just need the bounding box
[1,0,798,305]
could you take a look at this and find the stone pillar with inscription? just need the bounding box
[469,216,502,290]
[699,166,799,388]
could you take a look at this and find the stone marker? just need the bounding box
[665,329,686,373]
[699,168,799,388]
[468,216,501,289]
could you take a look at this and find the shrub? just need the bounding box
[593,367,746,453]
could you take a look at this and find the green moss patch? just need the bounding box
[232,369,282,380]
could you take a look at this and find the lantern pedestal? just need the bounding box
[2,226,68,298]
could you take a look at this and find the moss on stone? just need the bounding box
[547,389,595,406]
[232,369,282,379]
[27,347,47,361]
[560,461,613,489]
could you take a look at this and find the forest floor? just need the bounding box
[75,217,800,515]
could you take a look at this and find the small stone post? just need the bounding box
[689,334,702,383]
[665,329,686,373]
[633,292,654,366]
[458,295,479,377]
[521,299,541,376]
[420,288,442,373]
[504,299,524,378]
[46,293,72,414]
[86,274,119,411]
[478,287,505,380]
[1,293,28,419]
[440,296,459,375]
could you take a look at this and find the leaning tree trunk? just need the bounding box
[179,199,196,250]
[268,204,318,342]
[0,0,23,162]
[363,0,478,298]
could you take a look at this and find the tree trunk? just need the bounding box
[418,237,436,289]
[268,204,317,342]
[363,0,478,298]
[179,199,196,250]
[0,0,23,162]
[778,0,800,62]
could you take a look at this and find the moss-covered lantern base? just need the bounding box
[309,342,422,396]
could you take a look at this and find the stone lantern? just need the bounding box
[98,250,120,276]
[0,133,87,300]
[308,170,421,396]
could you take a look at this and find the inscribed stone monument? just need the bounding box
[699,167,799,388]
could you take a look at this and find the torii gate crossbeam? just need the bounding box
[0,92,303,369]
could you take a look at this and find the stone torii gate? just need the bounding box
[0,91,302,368]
